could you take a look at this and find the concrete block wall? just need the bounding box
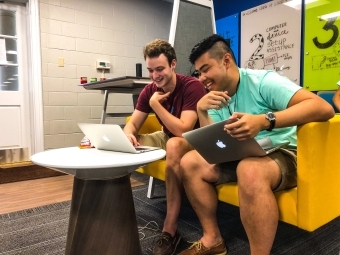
[40,0,172,149]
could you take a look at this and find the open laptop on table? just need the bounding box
[78,123,160,154]
[182,120,289,164]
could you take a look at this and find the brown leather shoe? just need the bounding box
[178,240,227,255]
[152,231,181,255]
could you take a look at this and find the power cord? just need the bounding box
[138,221,159,240]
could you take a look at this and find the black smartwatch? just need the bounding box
[265,112,276,131]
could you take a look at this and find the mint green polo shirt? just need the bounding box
[208,68,302,148]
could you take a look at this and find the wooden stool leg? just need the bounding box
[65,175,142,255]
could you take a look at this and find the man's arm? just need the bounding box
[149,80,206,137]
[150,98,198,136]
[225,89,335,140]
[196,91,230,127]
[268,88,335,128]
[332,87,340,112]
[123,110,149,145]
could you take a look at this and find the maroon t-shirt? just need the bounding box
[136,74,206,138]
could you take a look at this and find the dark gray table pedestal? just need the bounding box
[65,174,142,255]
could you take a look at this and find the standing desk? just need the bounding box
[31,147,166,255]
[80,76,151,124]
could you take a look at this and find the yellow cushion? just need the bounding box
[136,160,167,181]
[296,115,340,231]
[126,114,162,134]
[127,114,165,180]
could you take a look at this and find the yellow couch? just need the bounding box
[127,114,340,231]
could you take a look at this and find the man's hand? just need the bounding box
[149,91,171,107]
[126,134,140,146]
[223,112,264,140]
[197,91,230,112]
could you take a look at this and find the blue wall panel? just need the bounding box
[213,0,270,20]
[215,13,239,65]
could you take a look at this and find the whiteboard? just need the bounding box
[240,0,302,85]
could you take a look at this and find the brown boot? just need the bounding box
[152,231,181,255]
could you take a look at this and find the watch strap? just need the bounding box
[266,120,275,131]
[265,112,276,131]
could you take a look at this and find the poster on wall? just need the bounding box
[216,13,239,66]
[240,0,302,85]
[304,0,340,91]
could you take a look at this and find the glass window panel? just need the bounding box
[5,38,17,64]
[0,9,18,91]
[0,10,16,36]
[0,66,19,91]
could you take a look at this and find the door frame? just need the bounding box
[27,0,44,154]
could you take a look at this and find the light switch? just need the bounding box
[58,57,64,67]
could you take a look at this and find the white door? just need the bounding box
[0,3,31,157]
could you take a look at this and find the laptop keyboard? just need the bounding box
[135,146,160,153]
[135,147,146,151]
[135,147,148,151]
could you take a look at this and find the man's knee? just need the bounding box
[166,137,192,157]
[237,158,261,182]
[237,157,279,195]
[179,151,200,176]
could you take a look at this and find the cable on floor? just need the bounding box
[138,221,159,240]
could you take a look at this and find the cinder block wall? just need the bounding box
[40,0,172,149]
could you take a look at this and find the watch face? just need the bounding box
[267,112,275,120]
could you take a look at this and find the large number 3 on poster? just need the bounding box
[313,17,339,49]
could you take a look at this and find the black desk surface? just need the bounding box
[79,76,151,90]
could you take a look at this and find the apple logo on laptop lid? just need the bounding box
[102,135,110,142]
[216,140,226,148]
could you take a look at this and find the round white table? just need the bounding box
[31,147,165,255]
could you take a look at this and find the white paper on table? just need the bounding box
[0,38,7,63]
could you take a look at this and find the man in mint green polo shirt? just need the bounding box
[208,67,299,148]
[177,34,335,255]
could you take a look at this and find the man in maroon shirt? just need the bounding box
[124,39,206,255]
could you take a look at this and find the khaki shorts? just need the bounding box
[215,148,297,192]
[139,131,169,150]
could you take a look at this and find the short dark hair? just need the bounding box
[143,39,177,66]
[189,34,236,64]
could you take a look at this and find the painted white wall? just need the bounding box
[40,0,172,149]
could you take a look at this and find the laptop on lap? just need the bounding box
[182,120,289,164]
[78,123,160,154]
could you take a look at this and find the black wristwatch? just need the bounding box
[265,112,276,131]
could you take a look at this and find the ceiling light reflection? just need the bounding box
[319,11,340,20]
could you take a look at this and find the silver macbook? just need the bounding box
[78,123,160,154]
[182,120,290,164]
